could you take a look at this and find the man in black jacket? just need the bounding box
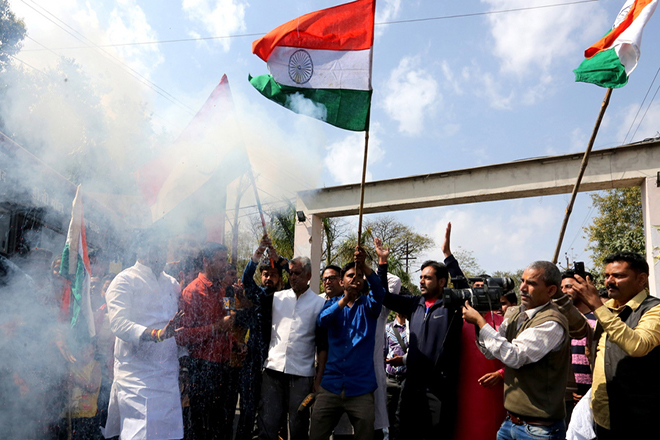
[383,255,465,439]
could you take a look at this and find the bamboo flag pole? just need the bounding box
[246,166,275,267]
[552,87,613,264]
[356,130,370,245]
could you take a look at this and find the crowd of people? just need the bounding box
[2,221,659,440]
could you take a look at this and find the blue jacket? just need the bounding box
[382,255,465,395]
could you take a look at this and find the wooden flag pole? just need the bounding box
[552,87,613,264]
[246,165,275,267]
[357,130,370,245]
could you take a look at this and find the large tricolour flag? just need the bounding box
[60,185,95,338]
[574,0,658,88]
[249,0,375,131]
[137,75,249,223]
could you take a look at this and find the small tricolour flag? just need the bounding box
[249,0,375,131]
[574,0,658,88]
[60,185,95,338]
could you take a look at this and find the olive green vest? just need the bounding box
[503,303,570,420]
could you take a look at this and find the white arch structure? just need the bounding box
[294,140,660,294]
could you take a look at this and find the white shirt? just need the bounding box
[477,302,566,370]
[103,262,183,440]
[265,286,325,377]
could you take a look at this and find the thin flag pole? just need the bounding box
[357,130,370,245]
[552,87,613,264]
[247,165,274,267]
[357,0,376,246]
[247,166,267,235]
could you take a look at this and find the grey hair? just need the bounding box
[527,261,561,289]
[290,256,312,275]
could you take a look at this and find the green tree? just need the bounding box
[584,187,645,274]
[0,0,26,70]
[334,216,434,295]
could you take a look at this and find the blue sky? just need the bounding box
[10,0,660,274]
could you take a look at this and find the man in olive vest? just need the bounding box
[572,252,660,440]
[463,261,587,440]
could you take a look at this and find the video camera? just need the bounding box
[443,276,515,312]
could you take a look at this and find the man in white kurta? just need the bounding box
[104,242,183,440]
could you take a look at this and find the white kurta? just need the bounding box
[104,262,183,440]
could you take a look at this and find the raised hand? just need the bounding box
[374,237,389,264]
[441,222,452,258]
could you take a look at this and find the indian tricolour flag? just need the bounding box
[574,0,658,88]
[60,185,95,338]
[249,0,375,131]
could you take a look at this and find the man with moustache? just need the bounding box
[244,236,327,440]
[382,259,463,440]
[176,242,236,440]
[463,261,589,440]
[310,247,386,440]
[104,230,184,440]
[571,252,660,439]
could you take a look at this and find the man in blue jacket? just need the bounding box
[310,246,386,440]
[383,256,464,440]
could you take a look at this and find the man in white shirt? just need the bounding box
[255,254,327,440]
[104,231,184,440]
[463,260,588,440]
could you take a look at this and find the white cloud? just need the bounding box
[415,202,561,273]
[482,0,607,76]
[617,102,660,143]
[324,125,385,185]
[182,0,247,52]
[375,0,401,38]
[441,60,463,95]
[570,127,587,152]
[381,56,439,136]
[106,0,164,77]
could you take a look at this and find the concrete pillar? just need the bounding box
[641,174,660,298]
[294,196,323,291]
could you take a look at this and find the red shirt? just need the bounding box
[176,273,232,363]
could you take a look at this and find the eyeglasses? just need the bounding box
[322,275,339,283]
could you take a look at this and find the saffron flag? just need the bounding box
[137,75,249,223]
[60,185,95,338]
[574,0,658,88]
[249,0,375,131]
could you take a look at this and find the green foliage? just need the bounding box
[584,188,645,274]
[267,201,296,260]
[0,0,26,69]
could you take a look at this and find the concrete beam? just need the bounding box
[298,141,660,218]
[641,175,660,298]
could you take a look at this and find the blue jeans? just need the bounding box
[497,417,566,440]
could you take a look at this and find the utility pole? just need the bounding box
[402,240,417,274]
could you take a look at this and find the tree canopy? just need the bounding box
[584,187,645,274]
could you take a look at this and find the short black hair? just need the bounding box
[322,265,342,277]
[259,262,283,277]
[562,270,592,280]
[420,260,448,281]
[341,262,357,278]
[604,252,649,275]
[502,291,518,305]
[200,242,227,260]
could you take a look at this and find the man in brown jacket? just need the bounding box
[463,260,589,440]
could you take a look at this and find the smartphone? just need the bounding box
[574,261,586,278]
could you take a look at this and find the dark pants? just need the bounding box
[399,385,454,440]
[257,368,313,440]
[189,357,232,440]
[309,386,375,440]
[236,354,263,440]
[385,376,405,440]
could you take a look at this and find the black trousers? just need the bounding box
[189,357,233,440]
[399,385,455,440]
